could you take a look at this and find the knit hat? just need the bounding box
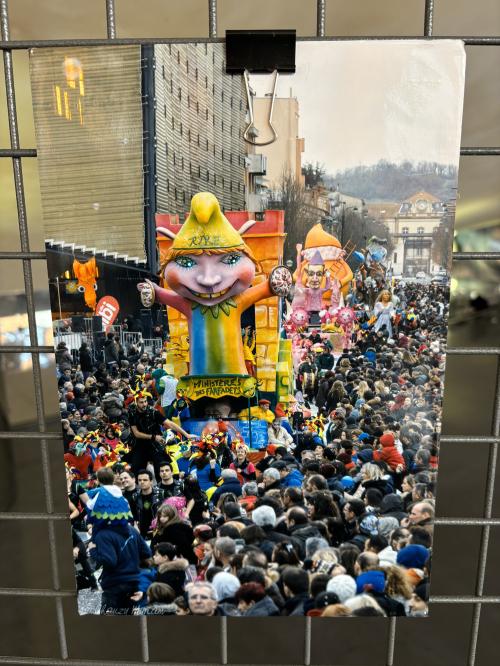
[340,475,355,490]
[397,544,429,569]
[378,516,400,539]
[252,505,277,528]
[86,485,133,526]
[212,572,241,601]
[356,570,386,594]
[326,575,357,603]
[359,514,379,536]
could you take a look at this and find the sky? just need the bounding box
[249,40,465,175]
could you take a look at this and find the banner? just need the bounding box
[95,295,120,332]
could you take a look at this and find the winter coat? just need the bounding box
[79,347,93,372]
[244,595,280,616]
[281,468,304,488]
[157,557,189,596]
[379,493,408,523]
[151,522,196,564]
[211,478,243,505]
[91,522,151,590]
[104,339,119,364]
[373,441,405,472]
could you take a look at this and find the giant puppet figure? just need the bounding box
[138,192,291,400]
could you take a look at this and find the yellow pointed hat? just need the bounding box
[172,192,245,251]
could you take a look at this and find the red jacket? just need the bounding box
[373,442,405,472]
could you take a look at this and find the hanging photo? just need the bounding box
[30,39,465,617]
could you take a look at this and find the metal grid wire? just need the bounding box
[0,0,499,664]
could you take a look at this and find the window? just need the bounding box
[179,123,183,136]
[163,104,167,118]
[174,187,177,200]
[229,153,232,164]
[167,179,170,192]
[165,142,168,156]
[393,252,397,263]
[177,50,180,64]
[214,174,217,186]
[187,129,191,142]
[181,156,184,170]
[206,138,209,151]
[170,79,173,93]
[402,226,409,235]
[221,90,224,102]
[173,153,176,166]
[178,88,182,101]
[206,169,209,182]
[196,101,199,114]
[195,67,198,81]
[206,108,209,120]
[171,116,175,130]
[198,165,201,177]
[162,64,165,79]
[222,149,224,161]
[417,226,424,234]
[187,95,190,109]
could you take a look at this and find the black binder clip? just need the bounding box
[225,29,296,74]
[225,30,296,147]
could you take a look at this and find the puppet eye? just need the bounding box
[221,253,241,266]
[175,256,196,269]
[77,285,85,293]
[93,283,98,291]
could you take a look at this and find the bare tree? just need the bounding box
[270,169,319,265]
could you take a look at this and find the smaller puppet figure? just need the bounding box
[295,244,331,320]
[73,257,98,312]
[334,306,357,350]
[373,289,395,338]
[242,326,256,377]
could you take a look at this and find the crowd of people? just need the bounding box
[58,279,447,617]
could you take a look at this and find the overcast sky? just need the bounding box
[250,40,465,175]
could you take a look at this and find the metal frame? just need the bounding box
[0,0,499,664]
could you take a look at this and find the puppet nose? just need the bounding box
[196,272,222,288]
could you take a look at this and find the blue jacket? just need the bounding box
[281,468,304,488]
[189,461,221,492]
[92,523,151,590]
[211,478,242,504]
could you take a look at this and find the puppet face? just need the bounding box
[380,291,391,303]
[305,265,325,289]
[164,251,255,306]
[291,307,308,327]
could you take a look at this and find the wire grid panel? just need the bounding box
[0,0,499,665]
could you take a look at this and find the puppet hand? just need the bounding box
[137,280,155,307]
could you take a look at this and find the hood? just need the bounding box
[157,558,189,574]
[380,493,404,514]
[245,595,280,616]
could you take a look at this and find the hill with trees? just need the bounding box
[324,160,458,202]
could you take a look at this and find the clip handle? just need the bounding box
[243,69,279,147]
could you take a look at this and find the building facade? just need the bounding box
[253,96,305,192]
[154,43,248,216]
[368,191,447,276]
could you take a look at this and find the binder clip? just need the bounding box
[225,30,296,147]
